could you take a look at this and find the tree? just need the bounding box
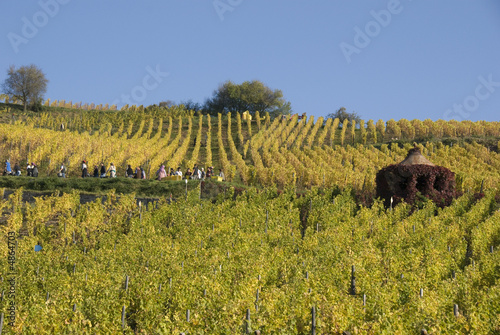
[158,100,175,108]
[204,80,292,117]
[326,107,361,124]
[179,99,203,112]
[2,64,48,112]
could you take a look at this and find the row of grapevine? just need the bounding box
[0,187,498,333]
[217,114,234,181]
[226,113,249,183]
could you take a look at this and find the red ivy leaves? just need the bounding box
[376,164,457,209]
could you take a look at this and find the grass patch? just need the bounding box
[0,175,248,200]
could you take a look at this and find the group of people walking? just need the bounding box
[3,159,39,177]
[125,165,146,179]
[81,161,117,178]
[155,164,224,181]
[3,158,225,182]
[81,161,145,179]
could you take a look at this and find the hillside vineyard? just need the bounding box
[0,111,499,191]
[0,188,499,333]
[0,110,499,333]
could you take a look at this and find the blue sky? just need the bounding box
[1,1,499,122]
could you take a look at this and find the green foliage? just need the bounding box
[327,107,361,124]
[204,80,292,117]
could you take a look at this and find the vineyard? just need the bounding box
[0,187,499,333]
[0,105,499,194]
[0,105,499,333]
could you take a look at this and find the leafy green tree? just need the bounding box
[326,107,361,124]
[2,64,48,112]
[179,99,203,112]
[204,80,292,117]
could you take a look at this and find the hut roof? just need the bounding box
[399,147,435,166]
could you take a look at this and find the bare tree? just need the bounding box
[2,64,48,112]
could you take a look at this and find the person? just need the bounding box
[32,164,39,177]
[185,168,192,179]
[13,162,21,176]
[81,161,88,178]
[134,167,141,179]
[169,167,175,176]
[5,160,12,175]
[100,163,106,178]
[140,167,146,179]
[219,168,225,181]
[156,165,167,181]
[192,164,199,180]
[107,163,116,178]
[59,163,66,178]
[27,162,33,177]
[206,166,212,178]
[175,167,183,178]
[200,167,205,180]
[93,165,99,178]
[126,165,134,178]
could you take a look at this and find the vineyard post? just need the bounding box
[139,201,142,223]
[124,276,129,291]
[186,309,190,322]
[311,306,316,335]
[246,308,251,333]
[121,305,126,329]
[454,304,459,317]
[0,312,3,335]
[350,265,356,295]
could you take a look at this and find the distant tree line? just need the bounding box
[160,80,293,118]
[1,64,362,123]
